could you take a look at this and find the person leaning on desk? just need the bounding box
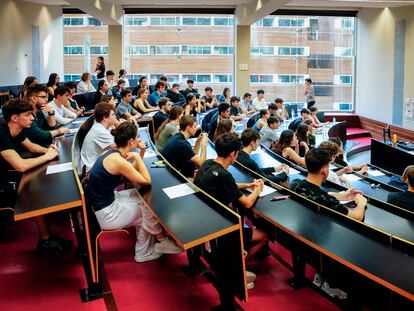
[0,98,72,250]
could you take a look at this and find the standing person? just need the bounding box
[304,78,315,109]
[86,122,182,262]
[153,98,172,133]
[118,69,130,87]
[46,73,60,102]
[77,73,96,94]
[95,56,106,79]
[19,76,37,98]
[252,89,267,111]
[155,106,183,153]
[218,87,230,104]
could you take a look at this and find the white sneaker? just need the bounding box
[247,282,255,290]
[246,271,256,283]
[135,251,163,263]
[154,237,183,254]
[321,281,348,300]
[313,273,324,287]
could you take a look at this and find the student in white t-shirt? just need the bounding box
[81,102,117,171]
[252,89,267,111]
[48,86,77,125]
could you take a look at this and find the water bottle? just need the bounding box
[333,116,336,123]
[291,109,296,120]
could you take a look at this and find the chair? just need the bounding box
[316,111,325,122]
[73,92,97,112]
[246,112,260,128]
[328,121,347,144]
[201,108,218,133]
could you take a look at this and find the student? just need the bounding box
[19,76,37,98]
[46,73,60,102]
[112,79,126,103]
[238,128,289,184]
[133,88,159,114]
[95,56,105,79]
[213,119,234,143]
[182,93,202,117]
[116,89,141,124]
[267,103,278,117]
[387,165,414,212]
[161,115,208,178]
[153,98,171,133]
[166,83,186,106]
[260,116,280,149]
[118,69,130,87]
[77,72,96,94]
[48,86,77,125]
[105,70,116,89]
[208,103,231,141]
[159,75,170,90]
[147,81,166,107]
[289,108,311,132]
[229,96,246,121]
[275,98,288,121]
[329,137,368,174]
[94,80,110,105]
[252,109,269,132]
[182,79,200,98]
[86,122,182,262]
[240,92,255,115]
[295,123,310,157]
[252,89,267,111]
[201,87,218,110]
[81,103,117,172]
[0,98,71,251]
[290,148,367,221]
[304,78,316,109]
[155,106,183,153]
[273,129,307,167]
[133,76,149,96]
[65,82,85,114]
[309,106,328,128]
[25,84,69,147]
[218,87,230,104]
[194,133,268,288]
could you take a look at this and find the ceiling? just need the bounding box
[21,0,414,9]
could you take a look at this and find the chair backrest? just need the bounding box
[288,119,297,131]
[149,84,156,94]
[246,112,260,128]
[316,111,325,122]
[285,104,297,118]
[201,108,218,133]
[73,92,97,111]
[328,121,347,144]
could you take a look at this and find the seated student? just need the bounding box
[166,83,186,106]
[329,137,368,174]
[301,119,316,147]
[290,148,367,221]
[153,98,171,133]
[182,79,200,98]
[229,96,246,121]
[116,89,141,124]
[26,84,70,147]
[252,89,267,111]
[147,81,166,107]
[46,73,59,102]
[218,87,231,104]
[289,108,311,132]
[161,115,208,178]
[19,76,37,98]
[260,116,280,149]
[132,76,149,96]
[0,98,71,251]
[267,103,278,117]
[155,106,183,153]
[86,122,182,262]
[112,79,126,103]
[133,88,159,114]
[201,86,218,110]
[238,128,289,184]
[275,98,288,121]
[77,72,96,94]
[94,79,110,105]
[387,165,414,212]
[48,86,78,125]
[213,119,234,143]
[118,69,130,87]
[309,106,329,128]
[273,129,306,167]
[239,92,255,115]
[252,109,269,132]
[182,93,202,117]
[105,70,116,89]
[295,124,310,157]
[208,103,231,141]
[81,103,117,172]
[194,133,269,288]
[159,75,171,90]
[65,82,85,114]
[318,141,351,188]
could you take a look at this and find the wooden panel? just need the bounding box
[359,116,414,143]
[324,113,360,128]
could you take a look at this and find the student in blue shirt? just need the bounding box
[147,81,166,107]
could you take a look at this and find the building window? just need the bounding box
[64,74,81,82]
[214,74,232,83]
[277,18,308,28]
[250,75,274,83]
[335,18,354,29]
[277,46,308,56]
[214,18,233,26]
[254,18,274,27]
[127,45,148,55]
[278,75,305,84]
[150,17,180,26]
[63,17,84,26]
[125,17,149,26]
[88,18,103,26]
[128,74,147,80]
[335,75,352,84]
[334,47,354,57]
[213,46,233,55]
[149,45,180,55]
[64,46,83,55]
[90,46,108,55]
[182,46,212,55]
[251,46,274,55]
[334,102,353,111]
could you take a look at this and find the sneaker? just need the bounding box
[135,251,163,263]
[37,236,73,252]
[154,238,183,254]
[313,273,324,287]
[246,271,256,283]
[321,281,348,300]
[247,282,255,290]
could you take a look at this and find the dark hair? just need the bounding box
[155,81,165,90]
[98,79,107,90]
[259,108,268,117]
[172,83,180,89]
[100,94,113,103]
[64,82,77,90]
[94,102,114,123]
[257,89,265,95]
[241,128,260,147]
[215,133,242,158]
[274,129,294,155]
[2,98,33,122]
[402,165,414,187]
[300,108,310,115]
[154,106,183,141]
[309,106,318,113]
[113,122,137,148]
[139,76,147,84]
[214,119,233,143]
[230,96,240,104]
[305,78,312,84]
[54,86,70,98]
[218,103,230,114]
[119,69,126,78]
[302,119,313,126]
[97,56,105,64]
[268,103,278,110]
[158,97,169,109]
[243,92,252,98]
[20,76,37,96]
[187,79,194,84]
[222,87,230,96]
[318,141,339,158]
[186,93,196,104]
[106,70,115,77]
[179,115,196,131]
[305,148,331,173]
[205,87,213,92]
[138,88,148,97]
[275,98,284,104]
[329,137,342,147]
[81,72,90,82]
[26,84,49,98]
[121,89,132,99]
[160,76,168,82]
[47,73,59,87]
[295,124,309,144]
[117,79,126,88]
[267,116,279,126]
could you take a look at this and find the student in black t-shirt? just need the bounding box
[237,128,289,184]
[161,115,208,178]
[290,148,367,221]
[387,165,414,212]
[208,103,231,141]
[182,79,200,98]
[194,133,268,261]
[229,96,246,121]
[153,98,171,133]
[0,98,72,250]
[166,83,186,106]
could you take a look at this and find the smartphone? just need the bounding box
[271,195,290,202]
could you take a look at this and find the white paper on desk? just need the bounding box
[345,174,361,182]
[162,183,196,199]
[46,162,73,175]
[143,149,157,158]
[369,170,385,177]
[69,128,79,134]
[71,120,84,124]
[329,164,337,170]
[274,167,300,176]
[251,147,264,155]
[246,184,276,197]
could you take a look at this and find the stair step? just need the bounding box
[346,127,371,139]
[347,137,371,157]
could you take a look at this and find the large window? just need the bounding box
[250,15,355,111]
[124,14,234,94]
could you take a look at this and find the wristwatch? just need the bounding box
[48,111,55,116]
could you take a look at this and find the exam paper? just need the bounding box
[162,183,196,199]
[69,128,78,134]
[344,174,361,182]
[71,120,84,124]
[143,149,157,158]
[46,162,73,175]
[273,167,300,176]
[247,184,276,197]
[369,170,386,177]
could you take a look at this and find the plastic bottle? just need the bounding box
[393,134,397,148]
[333,116,336,123]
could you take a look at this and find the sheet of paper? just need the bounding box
[251,147,264,155]
[71,120,84,124]
[369,169,386,177]
[69,128,79,134]
[344,174,361,182]
[246,184,276,197]
[143,149,157,158]
[274,167,300,176]
[329,164,337,170]
[46,162,73,175]
[162,183,196,199]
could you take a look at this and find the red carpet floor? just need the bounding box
[1,212,339,311]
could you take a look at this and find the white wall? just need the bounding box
[0,0,63,86]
